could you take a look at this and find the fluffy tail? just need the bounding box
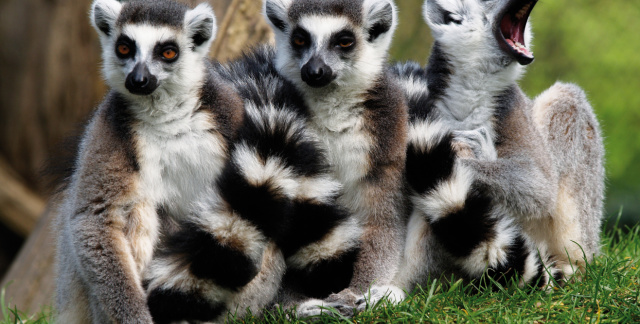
[232,104,361,299]
[146,103,360,322]
[406,119,556,287]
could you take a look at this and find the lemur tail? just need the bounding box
[216,46,362,298]
[226,104,361,299]
[406,119,558,288]
[146,104,360,322]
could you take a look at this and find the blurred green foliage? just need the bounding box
[390,1,640,226]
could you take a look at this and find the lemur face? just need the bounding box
[90,0,216,98]
[264,0,397,91]
[424,0,537,66]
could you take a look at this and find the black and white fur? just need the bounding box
[264,0,409,316]
[54,0,250,323]
[392,0,603,293]
[143,46,364,323]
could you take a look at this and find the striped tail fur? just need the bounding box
[406,118,558,288]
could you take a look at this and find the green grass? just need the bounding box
[0,287,52,324]
[3,220,638,324]
[239,218,640,323]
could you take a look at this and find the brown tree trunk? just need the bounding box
[0,0,272,318]
[0,157,45,237]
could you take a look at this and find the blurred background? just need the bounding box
[0,0,638,313]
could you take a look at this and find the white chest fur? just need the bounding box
[307,99,372,202]
[134,110,227,217]
[436,75,506,141]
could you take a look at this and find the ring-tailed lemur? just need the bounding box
[55,0,249,322]
[263,0,409,316]
[143,45,362,323]
[393,0,603,292]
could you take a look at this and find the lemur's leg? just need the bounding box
[56,217,93,324]
[404,119,555,288]
[528,82,605,278]
[70,203,156,324]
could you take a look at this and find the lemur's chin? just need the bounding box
[496,0,537,66]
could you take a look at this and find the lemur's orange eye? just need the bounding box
[339,40,354,48]
[117,44,130,55]
[163,49,177,60]
[293,37,306,46]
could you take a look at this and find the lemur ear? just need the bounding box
[263,0,293,32]
[90,0,123,37]
[363,0,397,42]
[185,3,217,52]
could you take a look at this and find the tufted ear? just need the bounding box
[90,0,123,37]
[185,2,217,52]
[363,0,397,42]
[263,0,293,32]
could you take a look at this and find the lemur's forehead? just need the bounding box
[116,0,187,29]
[119,25,179,49]
[288,0,364,26]
[297,16,352,40]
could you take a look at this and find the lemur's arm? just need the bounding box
[457,103,559,220]
[349,169,406,290]
[70,114,155,324]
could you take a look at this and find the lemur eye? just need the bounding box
[162,49,177,60]
[293,37,306,47]
[158,45,179,62]
[339,39,354,48]
[444,11,463,25]
[117,44,130,56]
[115,36,135,59]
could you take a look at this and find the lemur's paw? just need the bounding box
[296,297,355,319]
[355,285,406,312]
[453,127,497,161]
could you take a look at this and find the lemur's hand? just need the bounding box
[452,127,497,161]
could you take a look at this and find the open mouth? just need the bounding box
[496,0,538,65]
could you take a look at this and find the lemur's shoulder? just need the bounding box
[199,63,245,143]
[69,93,140,199]
[83,92,139,171]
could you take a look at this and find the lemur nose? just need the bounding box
[132,73,149,87]
[126,63,158,95]
[309,66,325,80]
[301,56,335,88]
